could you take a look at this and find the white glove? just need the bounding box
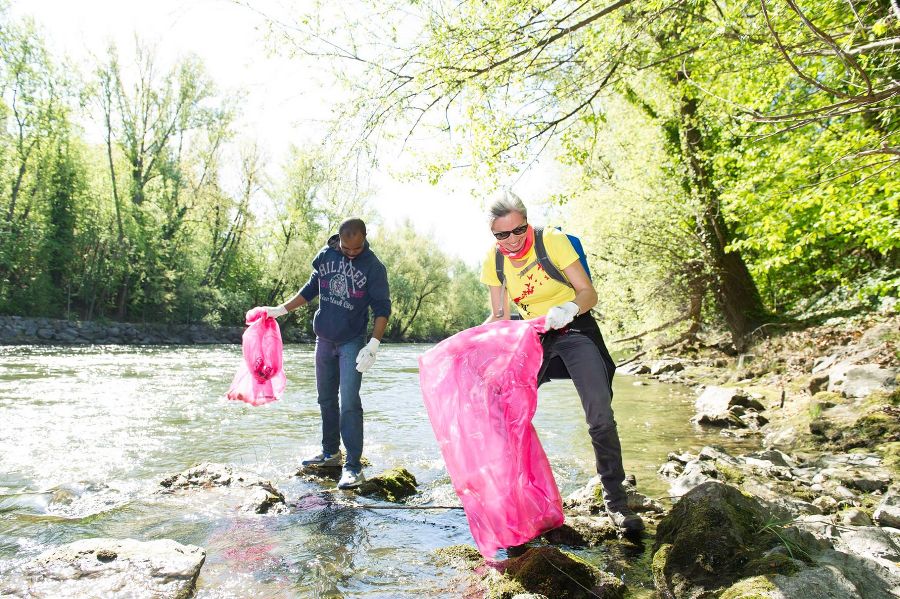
[545,301,579,330]
[356,338,381,373]
[263,305,288,319]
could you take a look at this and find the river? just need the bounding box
[0,343,753,597]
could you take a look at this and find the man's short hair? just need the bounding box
[338,218,367,238]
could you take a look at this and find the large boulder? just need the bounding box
[652,481,811,598]
[692,386,766,428]
[2,538,205,598]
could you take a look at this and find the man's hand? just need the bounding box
[262,305,288,319]
[356,338,381,373]
[545,301,579,330]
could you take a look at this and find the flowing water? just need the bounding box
[0,344,755,597]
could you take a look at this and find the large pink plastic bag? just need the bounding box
[418,317,563,558]
[226,307,286,406]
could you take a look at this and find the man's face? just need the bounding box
[339,232,365,259]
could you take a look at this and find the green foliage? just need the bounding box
[375,221,485,340]
[297,0,899,341]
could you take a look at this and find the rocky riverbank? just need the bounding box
[0,315,313,345]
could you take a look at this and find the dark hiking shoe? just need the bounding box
[606,505,645,532]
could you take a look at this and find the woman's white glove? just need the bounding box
[356,338,381,373]
[263,305,288,318]
[545,301,579,330]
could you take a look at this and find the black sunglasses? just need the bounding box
[492,223,528,240]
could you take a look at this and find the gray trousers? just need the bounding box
[539,328,628,508]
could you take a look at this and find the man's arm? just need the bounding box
[371,315,388,341]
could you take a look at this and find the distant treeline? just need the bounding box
[0,6,487,341]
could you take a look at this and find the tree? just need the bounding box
[265,0,898,343]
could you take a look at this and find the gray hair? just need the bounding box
[487,189,528,224]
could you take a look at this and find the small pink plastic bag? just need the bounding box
[418,317,563,558]
[226,307,286,406]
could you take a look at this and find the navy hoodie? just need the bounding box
[299,234,391,344]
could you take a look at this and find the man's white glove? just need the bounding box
[263,305,288,319]
[356,338,381,373]
[545,301,579,330]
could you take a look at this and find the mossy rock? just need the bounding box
[742,553,800,578]
[483,568,528,599]
[810,391,844,406]
[718,575,778,599]
[433,544,483,568]
[716,462,746,485]
[652,482,774,597]
[355,467,417,502]
[500,547,625,599]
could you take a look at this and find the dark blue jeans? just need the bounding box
[315,335,365,470]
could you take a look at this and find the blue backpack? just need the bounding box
[494,226,591,287]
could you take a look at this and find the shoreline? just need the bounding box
[0,314,314,346]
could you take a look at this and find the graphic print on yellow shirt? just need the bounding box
[480,227,580,319]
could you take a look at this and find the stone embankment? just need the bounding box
[0,315,313,345]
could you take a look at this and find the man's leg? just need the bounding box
[314,337,342,458]
[337,335,365,471]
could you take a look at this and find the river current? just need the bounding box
[0,344,750,597]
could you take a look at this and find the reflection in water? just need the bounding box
[0,344,755,596]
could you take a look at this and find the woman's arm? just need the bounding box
[483,285,511,324]
[562,261,597,315]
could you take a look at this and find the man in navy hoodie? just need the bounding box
[259,218,391,489]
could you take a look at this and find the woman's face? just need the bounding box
[491,210,528,254]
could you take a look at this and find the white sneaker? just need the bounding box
[301,451,342,467]
[337,467,365,489]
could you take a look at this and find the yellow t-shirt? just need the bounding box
[480,227,580,319]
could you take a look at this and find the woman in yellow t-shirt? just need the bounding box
[480,190,644,536]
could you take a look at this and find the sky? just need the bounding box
[8,0,558,265]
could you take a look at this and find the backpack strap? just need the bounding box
[534,227,572,287]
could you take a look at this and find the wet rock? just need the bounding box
[498,546,625,599]
[159,462,287,514]
[432,544,483,567]
[1,538,205,598]
[241,483,289,515]
[159,462,270,491]
[355,467,418,502]
[827,364,898,398]
[873,486,900,529]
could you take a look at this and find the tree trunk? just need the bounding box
[677,72,767,346]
